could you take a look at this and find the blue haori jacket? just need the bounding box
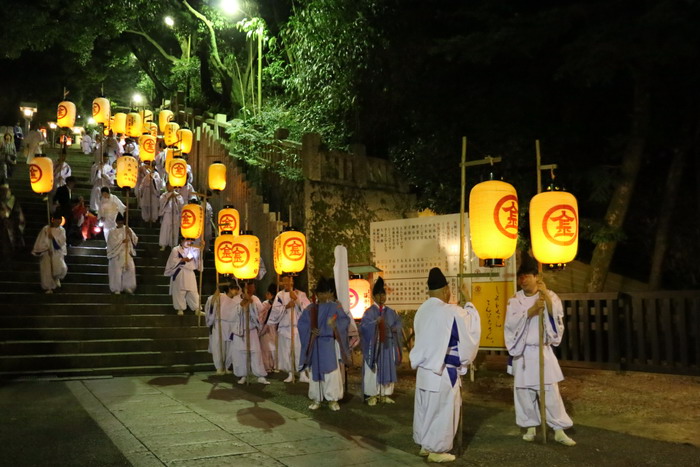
[359,304,402,385]
[298,301,351,382]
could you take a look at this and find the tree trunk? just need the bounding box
[586,71,651,292]
[129,44,171,102]
[197,44,222,108]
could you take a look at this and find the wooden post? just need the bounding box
[536,139,547,444]
[457,136,467,457]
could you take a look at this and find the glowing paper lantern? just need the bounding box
[138,135,157,162]
[116,155,138,189]
[230,233,260,280]
[125,112,142,138]
[349,279,371,320]
[217,206,239,234]
[168,156,188,188]
[158,110,174,132]
[214,232,236,275]
[57,101,76,128]
[469,180,518,266]
[92,98,110,124]
[208,162,227,191]
[112,113,127,134]
[148,122,158,137]
[164,122,180,146]
[180,203,204,239]
[164,148,175,174]
[530,190,579,265]
[273,230,307,274]
[29,156,53,194]
[176,128,193,154]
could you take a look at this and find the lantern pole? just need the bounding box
[216,274,225,373]
[125,188,130,269]
[535,139,557,444]
[195,190,209,327]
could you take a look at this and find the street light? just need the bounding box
[133,93,143,105]
[19,102,37,134]
[164,15,175,27]
[220,0,241,15]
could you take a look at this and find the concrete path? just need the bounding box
[67,374,423,466]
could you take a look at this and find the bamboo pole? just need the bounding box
[457,136,467,456]
[536,139,547,444]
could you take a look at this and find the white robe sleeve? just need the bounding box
[504,295,529,357]
[543,291,565,347]
[456,302,481,373]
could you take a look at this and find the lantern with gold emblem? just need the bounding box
[125,112,142,138]
[92,97,110,125]
[208,162,227,192]
[168,156,188,188]
[116,155,139,189]
[148,122,158,137]
[158,110,174,132]
[164,122,180,147]
[29,155,54,194]
[138,135,157,162]
[469,180,518,267]
[348,278,372,320]
[176,128,193,154]
[230,232,260,280]
[164,148,175,174]
[273,229,307,274]
[112,113,127,134]
[530,189,579,265]
[215,231,236,275]
[139,109,153,133]
[180,203,204,240]
[57,101,76,129]
[217,205,239,235]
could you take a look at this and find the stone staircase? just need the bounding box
[0,147,215,378]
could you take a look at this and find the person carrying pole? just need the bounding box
[228,283,269,385]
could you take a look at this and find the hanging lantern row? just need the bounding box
[348,278,371,320]
[92,98,110,125]
[116,155,138,189]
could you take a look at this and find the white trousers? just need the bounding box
[229,345,267,378]
[514,384,573,430]
[277,333,302,373]
[39,253,67,291]
[308,366,343,402]
[363,361,394,397]
[108,259,136,293]
[413,372,461,453]
[173,288,200,312]
[209,328,230,372]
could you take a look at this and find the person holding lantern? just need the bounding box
[137,161,162,224]
[52,150,72,194]
[106,213,138,294]
[298,277,351,411]
[97,187,125,243]
[158,184,184,250]
[268,273,311,383]
[258,283,278,372]
[504,256,576,446]
[410,267,481,463]
[205,284,237,375]
[31,213,67,294]
[89,155,115,212]
[360,277,403,406]
[227,283,270,385]
[164,237,202,316]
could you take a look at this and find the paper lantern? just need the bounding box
[168,156,188,188]
[214,232,236,274]
[180,203,204,239]
[164,148,175,174]
[116,155,138,189]
[29,156,53,194]
[125,112,142,138]
[112,113,127,134]
[273,230,306,274]
[208,162,227,191]
[349,278,371,320]
[158,110,174,132]
[469,180,518,266]
[230,233,260,280]
[138,135,157,162]
[148,122,158,137]
[92,98,110,124]
[530,190,579,265]
[57,101,76,128]
[164,122,180,146]
[176,128,193,154]
[217,206,239,234]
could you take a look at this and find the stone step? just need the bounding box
[3,271,171,285]
[0,314,204,328]
[0,281,172,294]
[0,337,209,356]
[0,326,209,341]
[0,303,176,315]
[0,293,173,305]
[0,362,214,379]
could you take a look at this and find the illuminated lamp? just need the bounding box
[230,232,260,280]
[168,156,188,188]
[176,128,193,154]
[148,122,158,137]
[164,148,175,174]
[92,98,110,124]
[125,112,142,138]
[273,229,306,274]
[112,113,127,134]
[180,203,204,240]
[29,155,53,194]
[530,189,579,266]
[348,278,371,320]
[164,122,180,147]
[217,206,239,234]
[208,162,226,191]
[469,180,518,267]
[57,101,76,128]
[215,231,236,274]
[138,135,157,162]
[158,110,174,132]
[116,155,138,189]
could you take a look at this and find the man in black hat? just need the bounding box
[359,277,403,406]
[410,267,481,463]
[504,255,576,446]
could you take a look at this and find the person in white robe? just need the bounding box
[164,237,202,316]
[106,213,138,294]
[504,258,576,446]
[138,162,162,223]
[123,138,139,159]
[204,194,214,248]
[23,124,46,163]
[258,283,278,372]
[97,188,125,243]
[410,267,481,463]
[52,152,71,191]
[80,131,93,155]
[105,131,121,165]
[154,145,167,182]
[227,286,270,385]
[31,214,67,294]
[89,156,115,212]
[268,274,311,382]
[158,184,184,250]
[205,285,236,374]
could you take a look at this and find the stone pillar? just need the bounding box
[302,132,322,181]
